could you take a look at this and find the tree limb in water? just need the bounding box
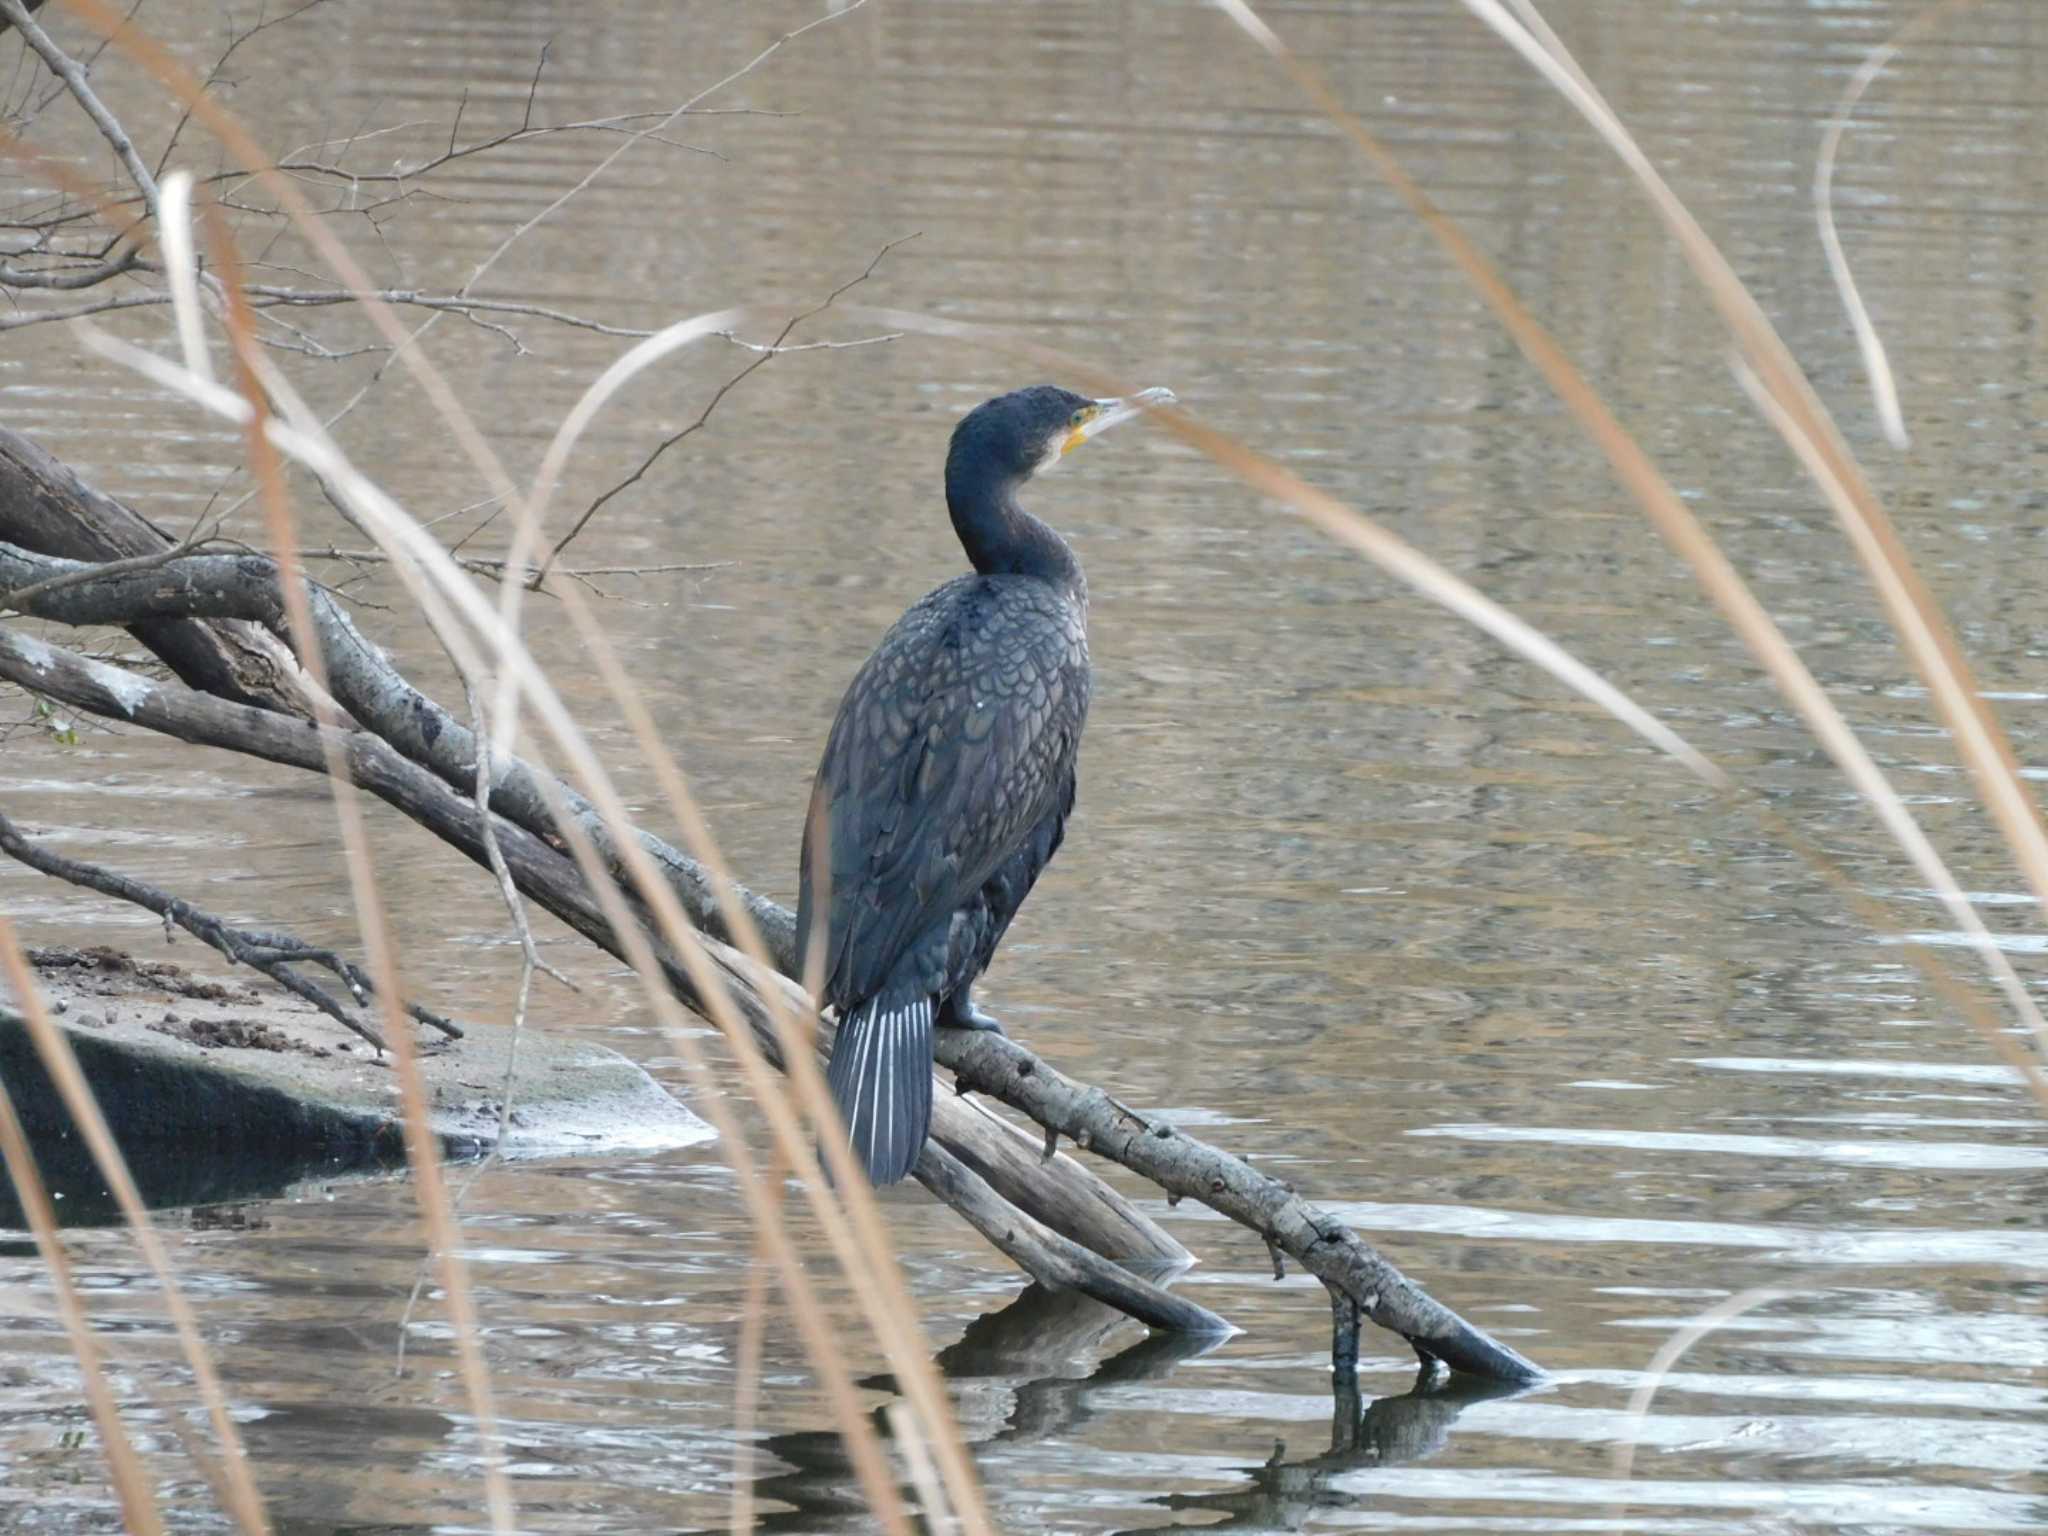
[0,621,1215,1336]
[0,807,470,1050]
[0,435,1540,1380]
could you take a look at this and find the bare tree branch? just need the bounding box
[0,0,160,215]
[0,468,1180,1269]
[307,0,877,442]
[0,425,323,717]
[0,516,219,610]
[0,281,645,334]
[0,804,428,1051]
[0,560,1540,1373]
[542,233,918,576]
[152,0,336,179]
[934,1027,1540,1381]
[299,544,735,594]
[7,0,138,134]
[242,110,724,195]
[0,243,138,287]
[0,3,832,344]
[0,619,1222,1334]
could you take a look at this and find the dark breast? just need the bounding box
[797,573,1091,1009]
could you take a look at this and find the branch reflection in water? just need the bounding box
[1146,1366,1534,1532]
[740,1277,1533,1531]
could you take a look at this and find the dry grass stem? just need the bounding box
[728,1245,775,1534]
[49,2,917,1345]
[0,929,166,1536]
[1209,0,2048,1052]
[467,317,997,1509]
[843,304,1723,787]
[0,921,267,1533]
[155,163,987,1513]
[9,3,2043,1530]
[155,171,211,385]
[198,195,517,1533]
[888,1400,957,1536]
[1741,798,2048,1112]
[551,571,996,1523]
[1459,0,2048,1025]
[68,304,926,1530]
[26,4,1826,1524]
[484,303,743,759]
[392,670,575,1372]
[324,330,965,1513]
[1812,2,1979,449]
[1609,1285,1796,1490]
[456,725,925,1532]
[163,245,946,1525]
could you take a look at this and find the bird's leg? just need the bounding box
[938,984,1006,1034]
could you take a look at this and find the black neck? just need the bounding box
[945,466,1085,595]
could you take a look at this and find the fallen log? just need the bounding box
[0,429,1542,1380]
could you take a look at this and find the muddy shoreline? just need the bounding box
[1,945,710,1224]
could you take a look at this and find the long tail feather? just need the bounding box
[824,991,935,1185]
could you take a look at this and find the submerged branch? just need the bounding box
[0,806,454,1051]
[0,431,1540,1377]
[937,1029,1539,1381]
[0,618,1198,1328]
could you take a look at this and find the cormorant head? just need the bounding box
[946,383,1176,494]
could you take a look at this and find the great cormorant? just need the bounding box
[797,382,1173,1185]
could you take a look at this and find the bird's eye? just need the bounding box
[1057,404,1101,457]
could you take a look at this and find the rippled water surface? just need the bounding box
[4,0,2047,1530]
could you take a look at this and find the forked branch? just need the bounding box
[0,806,470,1050]
[0,435,1541,1377]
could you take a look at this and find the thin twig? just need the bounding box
[298,544,735,589]
[0,283,660,334]
[729,1149,787,1536]
[541,232,917,576]
[0,0,160,216]
[250,111,721,188]
[1609,1286,1796,1494]
[0,805,409,1050]
[153,0,336,179]
[0,275,905,351]
[0,243,138,287]
[394,678,575,1372]
[307,0,875,446]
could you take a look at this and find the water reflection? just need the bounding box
[5,0,2048,1529]
[935,1281,1227,1446]
[753,1286,1536,1531]
[0,1131,411,1230]
[1141,1367,1534,1533]
[756,1283,1228,1531]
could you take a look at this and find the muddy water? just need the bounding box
[4,0,2048,1530]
